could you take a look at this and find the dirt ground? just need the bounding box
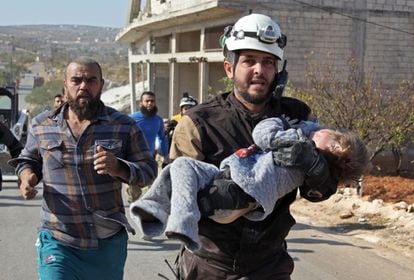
[290,175,414,259]
[362,175,414,204]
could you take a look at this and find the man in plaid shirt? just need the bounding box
[9,57,157,280]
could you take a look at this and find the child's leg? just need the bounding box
[129,164,174,238]
[165,157,219,251]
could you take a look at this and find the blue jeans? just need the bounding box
[36,229,128,280]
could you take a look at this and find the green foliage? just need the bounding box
[13,51,36,66]
[103,56,129,84]
[207,76,233,99]
[287,55,414,168]
[5,47,129,116]
[0,73,7,86]
[49,49,70,72]
[0,51,30,86]
[25,80,63,115]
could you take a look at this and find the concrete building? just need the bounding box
[116,0,414,117]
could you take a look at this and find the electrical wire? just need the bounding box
[290,0,414,36]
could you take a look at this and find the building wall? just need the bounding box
[177,63,199,103]
[152,63,169,118]
[248,0,414,87]
[122,0,414,116]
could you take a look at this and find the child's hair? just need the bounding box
[321,129,371,184]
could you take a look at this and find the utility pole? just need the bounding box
[9,36,15,87]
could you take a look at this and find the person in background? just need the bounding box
[0,122,23,191]
[169,13,339,279]
[9,57,157,280]
[128,91,168,203]
[53,91,65,109]
[164,118,177,150]
[162,93,197,166]
[170,92,198,123]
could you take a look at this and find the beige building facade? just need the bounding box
[117,0,414,117]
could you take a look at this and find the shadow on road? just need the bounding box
[330,222,386,233]
[293,221,385,236]
[289,223,373,250]
[288,248,314,254]
[0,192,43,208]
[0,194,42,201]
[287,237,351,247]
[0,202,41,207]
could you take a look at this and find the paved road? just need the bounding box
[0,181,179,280]
[288,221,414,280]
[1,181,413,280]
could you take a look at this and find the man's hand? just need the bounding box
[94,145,129,181]
[198,169,255,217]
[272,138,319,169]
[271,132,339,200]
[281,114,299,127]
[301,171,338,201]
[18,169,38,200]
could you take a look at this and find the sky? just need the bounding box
[0,0,131,28]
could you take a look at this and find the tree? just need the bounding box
[25,80,63,115]
[0,51,29,86]
[287,55,414,175]
[207,76,233,99]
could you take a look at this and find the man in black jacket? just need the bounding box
[169,13,337,279]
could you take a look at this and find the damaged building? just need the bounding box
[116,0,414,117]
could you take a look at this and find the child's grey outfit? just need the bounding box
[130,118,320,250]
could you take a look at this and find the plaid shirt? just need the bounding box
[12,102,157,249]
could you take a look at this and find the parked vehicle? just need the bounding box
[0,86,29,177]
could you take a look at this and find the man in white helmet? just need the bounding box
[169,13,338,279]
[171,92,198,123]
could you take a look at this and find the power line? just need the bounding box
[291,0,414,36]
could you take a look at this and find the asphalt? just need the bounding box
[0,181,180,280]
[2,180,414,280]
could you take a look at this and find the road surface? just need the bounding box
[1,181,413,280]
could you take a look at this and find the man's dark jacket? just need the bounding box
[179,92,331,273]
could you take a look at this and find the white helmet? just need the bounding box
[179,93,198,107]
[221,13,286,60]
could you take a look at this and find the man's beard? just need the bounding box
[67,93,101,121]
[140,105,158,117]
[234,77,272,105]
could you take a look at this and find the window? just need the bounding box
[204,25,227,51]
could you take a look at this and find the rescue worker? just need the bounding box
[169,13,338,279]
[171,92,198,123]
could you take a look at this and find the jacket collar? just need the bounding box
[227,91,274,122]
